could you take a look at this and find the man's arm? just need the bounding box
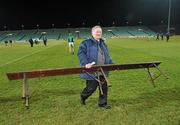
[78,42,88,66]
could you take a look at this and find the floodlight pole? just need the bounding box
[167,0,171,34]
[4,25,7,31]
[21,24,24,31]
[52,24,55,32]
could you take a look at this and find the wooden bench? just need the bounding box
[7,61,168,108]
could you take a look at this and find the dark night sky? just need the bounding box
[0,0,180,30]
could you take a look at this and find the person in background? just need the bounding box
[67,33,75,54]
[28,37,34,47]
[43,35,47,46]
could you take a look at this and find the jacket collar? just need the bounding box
[89,37,104,45]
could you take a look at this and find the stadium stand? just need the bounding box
[0,26,157,42]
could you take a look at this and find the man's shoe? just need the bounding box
[80,98,86,105]
[99,104,111,109]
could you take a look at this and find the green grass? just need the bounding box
[0,37,180,125]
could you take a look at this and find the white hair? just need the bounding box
[91,25,102,33]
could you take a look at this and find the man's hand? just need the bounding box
[85,62,95,69]
[85,63,92,69]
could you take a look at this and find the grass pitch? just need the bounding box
[0,36,180,125]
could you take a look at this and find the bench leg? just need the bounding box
[153,63,169,79]
[83,70,104,95]
[99,67,111,87]
[146,68,156,87]
[22,81,25,99]
[23,73,29,109]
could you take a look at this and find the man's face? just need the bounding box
[92,28,102,40]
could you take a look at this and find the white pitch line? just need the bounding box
[0,44,58,68]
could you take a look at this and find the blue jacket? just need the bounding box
[77,38,113,80]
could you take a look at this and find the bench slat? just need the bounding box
[7,61,161,80]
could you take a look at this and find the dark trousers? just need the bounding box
[43,41,47,46]
[30,43,33,47]
[81,75,108,106]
